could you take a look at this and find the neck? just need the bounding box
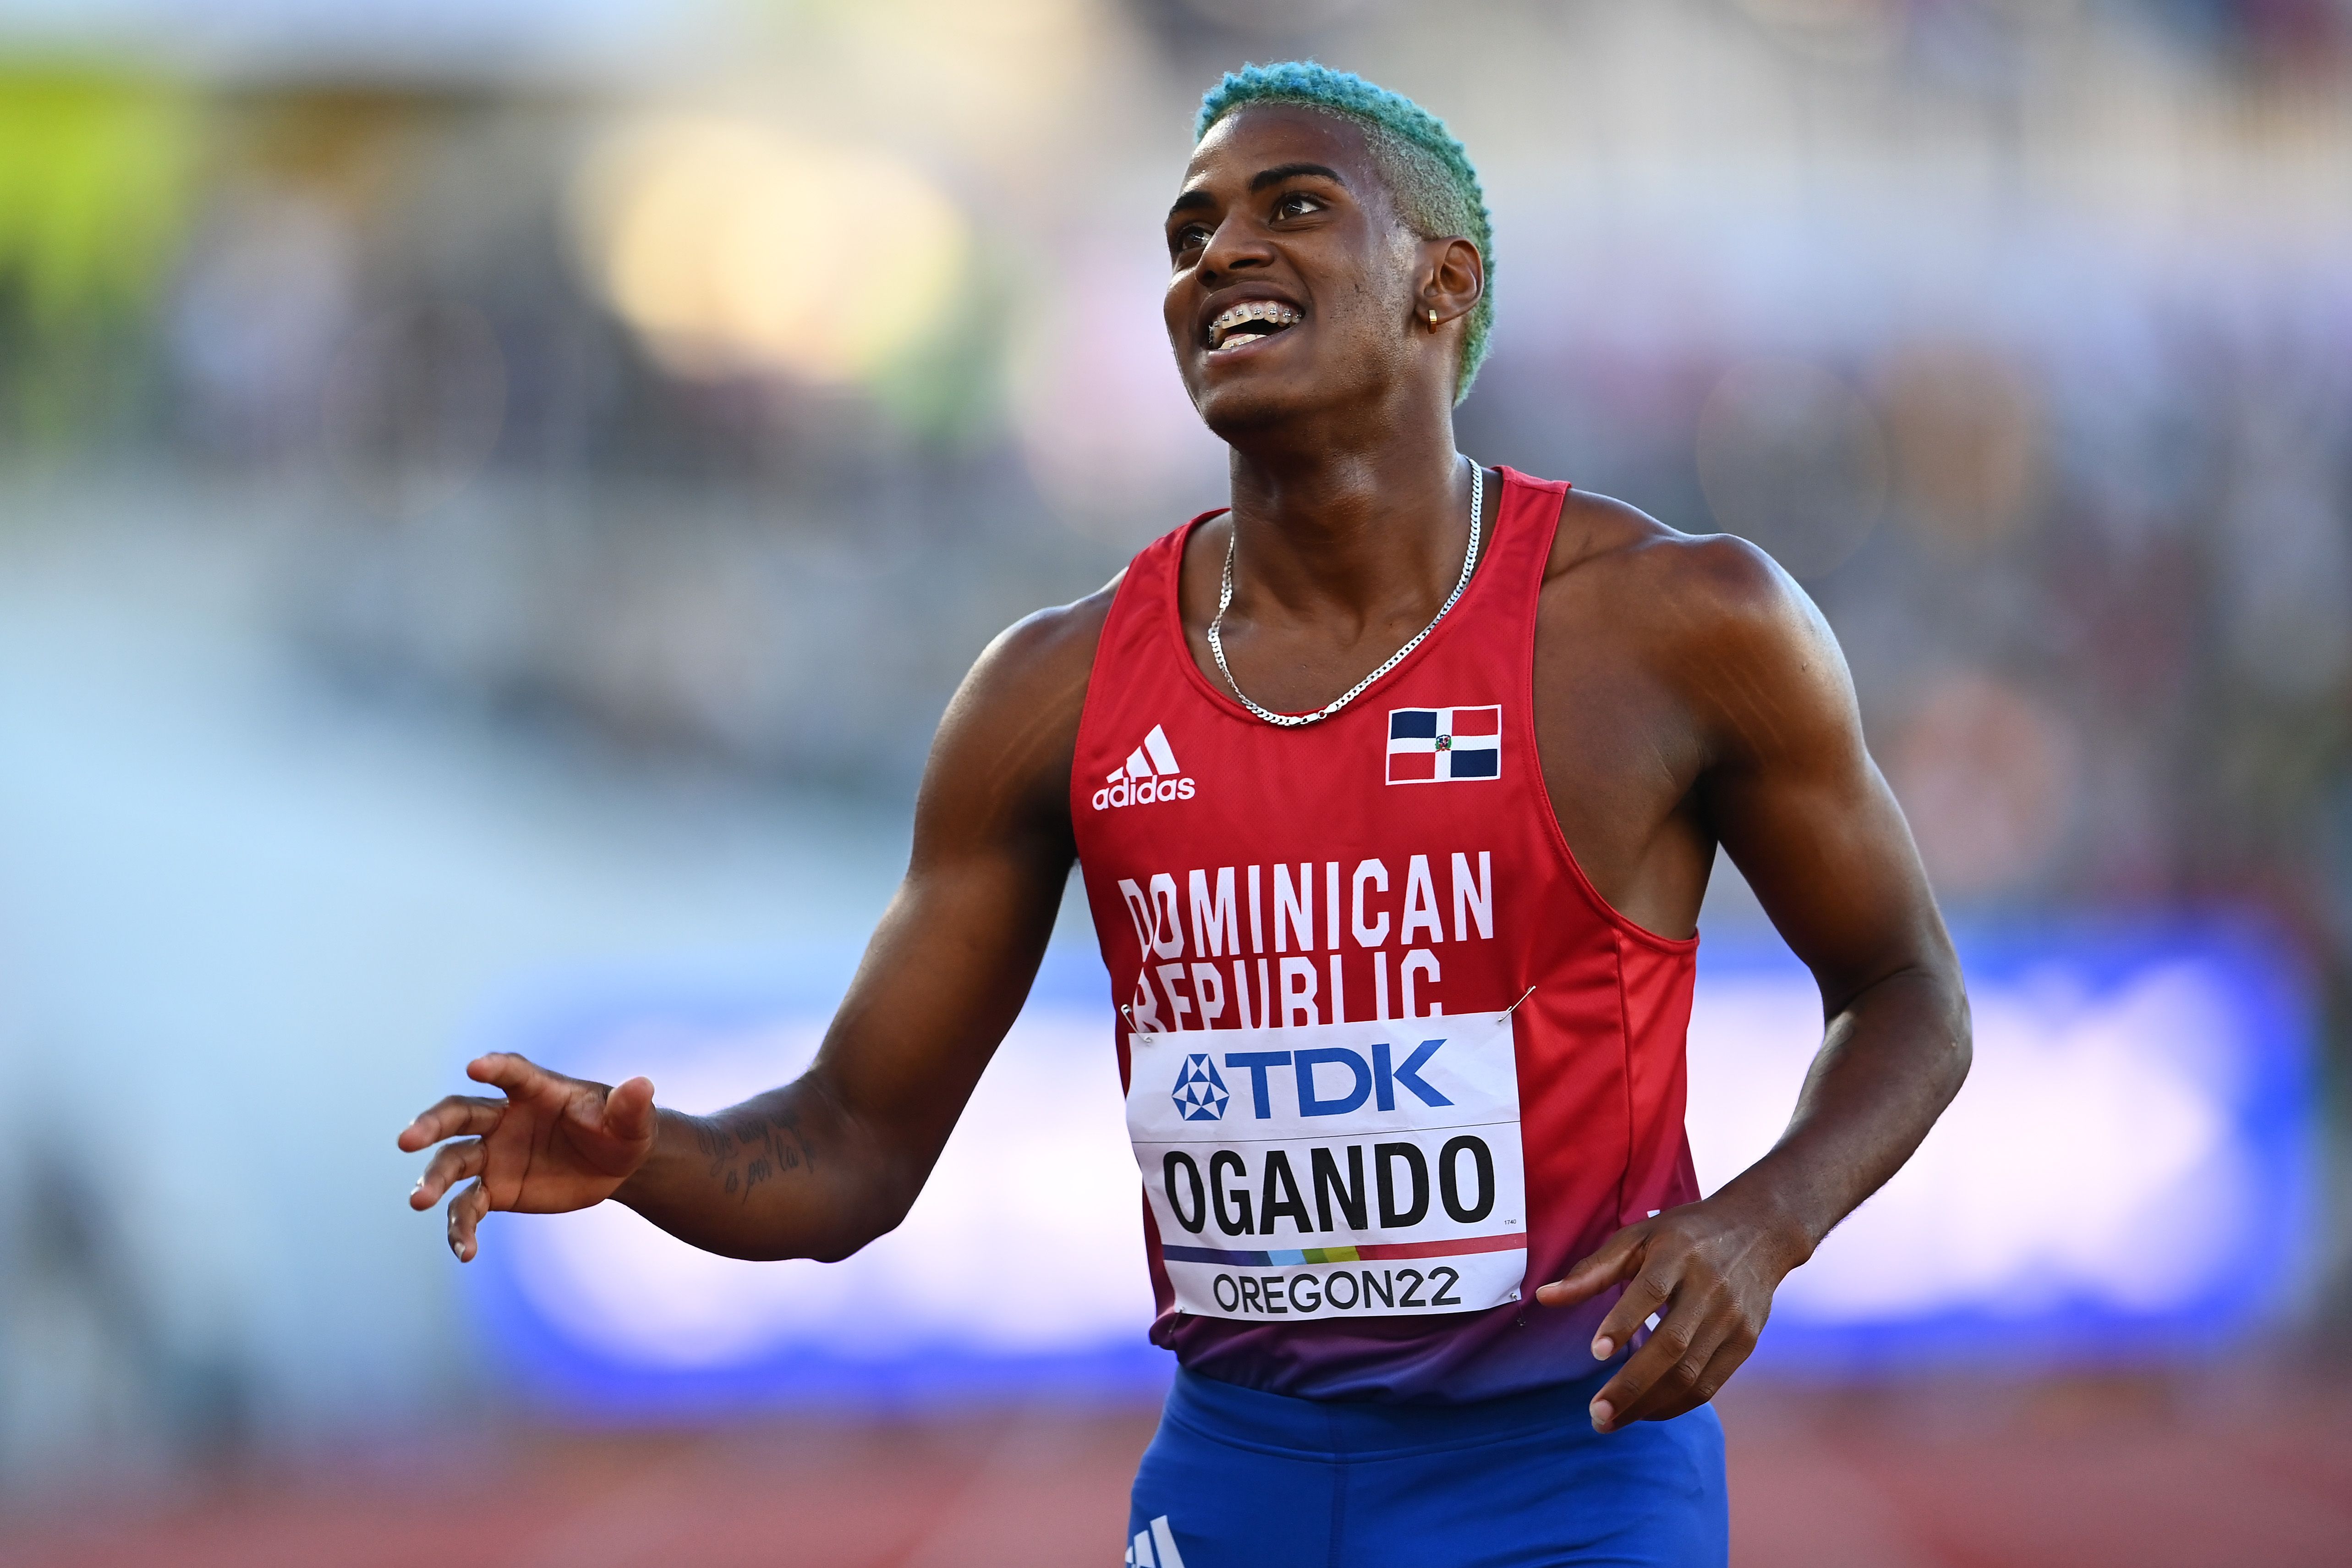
[1222,410,1470,622]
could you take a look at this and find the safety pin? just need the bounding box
[1503,985,1537,1017]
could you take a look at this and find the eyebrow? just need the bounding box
[1167,161,1349,220]
[1250,161,1345,192]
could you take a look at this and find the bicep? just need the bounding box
[1696,583,1951,1010]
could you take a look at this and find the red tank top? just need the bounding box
[1070,467,1701,1403]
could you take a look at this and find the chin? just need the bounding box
[1190,365,1331,445]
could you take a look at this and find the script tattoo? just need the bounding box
[692,1097,818,1204]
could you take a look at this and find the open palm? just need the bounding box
[398,1051,658,1261]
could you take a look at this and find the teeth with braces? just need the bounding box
[1209,300,1302,349]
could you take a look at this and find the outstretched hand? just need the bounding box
[398,1052,658,1262]
[1535,1195,1804,1433]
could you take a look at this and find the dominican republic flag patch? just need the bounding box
[1387,705,1502,784]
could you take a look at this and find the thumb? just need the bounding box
[1533,1221,1650,1309]
[600,1076,658,1145]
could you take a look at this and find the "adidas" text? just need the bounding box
[1094,724,1197,811]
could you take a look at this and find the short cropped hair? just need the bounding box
[1196,62,1495,403]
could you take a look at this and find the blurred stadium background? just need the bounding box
[2,0,2349,1563]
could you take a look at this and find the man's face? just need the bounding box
[1163,105,1430,439]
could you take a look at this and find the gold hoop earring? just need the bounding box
[1427,309,1439,329]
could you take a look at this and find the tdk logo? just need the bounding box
[1094,724,1196,811]
[1170,1053,1229,1121]
[1190,1040,1452,1120]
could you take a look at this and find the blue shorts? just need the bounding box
[1126,1367,1727,1568]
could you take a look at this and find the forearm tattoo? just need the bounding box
[691,1099,819,1201]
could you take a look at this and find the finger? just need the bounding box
[1533,1221,1649,1312]
[447,1179,493,1263]
[598,1076,658,1144]
[1587,1252,1677,1363]
[1589,1290,1701,1433]
[1610,1304,1738,1428]
[466,1052,546,1095]
[1633,1330,1757,1424]
[396,1095,504,1152]
[409,1138,486,1209]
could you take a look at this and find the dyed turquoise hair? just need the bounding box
[1196,62,1494,403]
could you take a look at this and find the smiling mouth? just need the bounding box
[1207,300,1303,353]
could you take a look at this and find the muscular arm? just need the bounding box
[1539,535,1970,1428]
[401,588,1111,1262]
[620,595,1099,1259]
[1686,553,1970,1273]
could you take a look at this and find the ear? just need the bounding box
[1416,236,1485,331]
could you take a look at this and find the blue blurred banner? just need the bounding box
[1689,921,2315,1371]
[465,948,1171,1412]
[467,921,2315,1411]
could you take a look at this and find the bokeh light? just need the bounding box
[1882,343,2041,558]
[569,116,970,388]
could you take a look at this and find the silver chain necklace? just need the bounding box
[1206,459,1483,728]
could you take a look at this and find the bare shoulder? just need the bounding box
[921,574,1125,832]
[1547,488,1795,614]
[1541,492,1853,760]
[1549,490,1831,651]
[965,573,1124,702]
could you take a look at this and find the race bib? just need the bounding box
[1126,1012,1527,1321]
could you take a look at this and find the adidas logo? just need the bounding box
[1126,1514,1189,1568]
[1091,724,1197,811]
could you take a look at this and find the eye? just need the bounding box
[1170,222,1211,258]
[1273,190,1324,220]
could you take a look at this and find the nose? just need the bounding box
[1196,214,1273,284]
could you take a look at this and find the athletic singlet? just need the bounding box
[1070,466,1701,1404]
